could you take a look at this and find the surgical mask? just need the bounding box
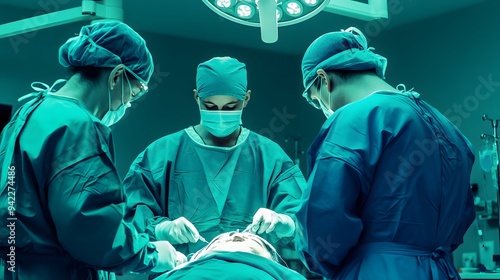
[199,101,243,137]
[318,82,334,119]
[101,102,131,126]
[101,71,132,127]
[319,100,334,119]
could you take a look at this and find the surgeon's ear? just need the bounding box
[193,89,199,101]
[108,65,126,90]
[243,90,251,108]
[317,69,334,93]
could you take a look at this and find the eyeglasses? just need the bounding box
[302,76,321,109]
[125,70,149,102]
[130,82,148,102]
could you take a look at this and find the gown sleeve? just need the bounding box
[123,143,171,242]
[47,124,158,274]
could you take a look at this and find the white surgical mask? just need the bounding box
[200,110,242,137]
[318,82,334,119]
[319,100,334,119]
[101,71,133,127]
[199,99,243,137]
[101,102,131,126]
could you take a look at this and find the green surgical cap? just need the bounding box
[59,21,154,84]
[301,27,387,103]
[196,57,247,100]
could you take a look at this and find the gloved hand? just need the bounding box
[244,208,295,238]
[150,241,187,273]
[175,251,188,266]
[155,217,200,245]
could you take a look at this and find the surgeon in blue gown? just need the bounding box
[0,22,185,279]
[295,27,476,279]
[123,57,306,257]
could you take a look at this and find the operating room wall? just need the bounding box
[295,0,500,269]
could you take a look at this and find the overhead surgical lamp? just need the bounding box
[324,0,388,21]
[202,0,330,43]
[202,0,388,44]
[0,0,124,39]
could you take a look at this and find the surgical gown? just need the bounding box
[0,94,158,279]
[154,251,306,280]
[123,128,306,255]
[295,91,475,279]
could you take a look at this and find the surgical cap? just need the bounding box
[196,57,247,100]
[301,27,387,96]
[59,21,154,84]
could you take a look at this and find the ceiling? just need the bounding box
[0,0,490,55]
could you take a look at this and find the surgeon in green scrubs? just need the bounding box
[0,21,184,279]
[123,56,306,256]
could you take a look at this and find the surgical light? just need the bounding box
[303,0,318,6]
[276,6,282,21]
[217,0,234,8]
[201,0,329,43]
[236,3,255,19]
[285,1,303,16]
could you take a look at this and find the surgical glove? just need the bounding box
[155,217,200,245]
[150,241,185,273]
[175,251,188,266]
[245,208,295,238]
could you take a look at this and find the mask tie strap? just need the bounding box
[396,83,420,99]
[18,79,67,102]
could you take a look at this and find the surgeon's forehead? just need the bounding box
[201,95,240,104]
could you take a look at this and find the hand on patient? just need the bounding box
[150,241,187,273]
[155,217,201,244]
[245,208,295,238]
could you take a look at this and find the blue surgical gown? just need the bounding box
[295,91,475,280]
[0,94,158,279]
[123,129,306,255]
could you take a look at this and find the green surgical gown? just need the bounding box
[123,129,306,255]
[0,94,158,279]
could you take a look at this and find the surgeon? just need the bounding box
[0,22,185,279]
[295,27,475,279]
[123,56,306,257]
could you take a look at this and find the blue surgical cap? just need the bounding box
[59,21,154,85]
[301,27,387,99]
[196,57,247,100]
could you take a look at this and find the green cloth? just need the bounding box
[59,21,154,85]
[0,93,157,279]
[196,57,247,100]
[123,129,307,256]
[155,251,306,280]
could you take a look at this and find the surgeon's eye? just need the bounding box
[206,106,218,110]
[222,106,237,110]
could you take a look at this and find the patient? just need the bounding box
[153,231,306,280]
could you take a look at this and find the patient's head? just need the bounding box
[190,231,280,262]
